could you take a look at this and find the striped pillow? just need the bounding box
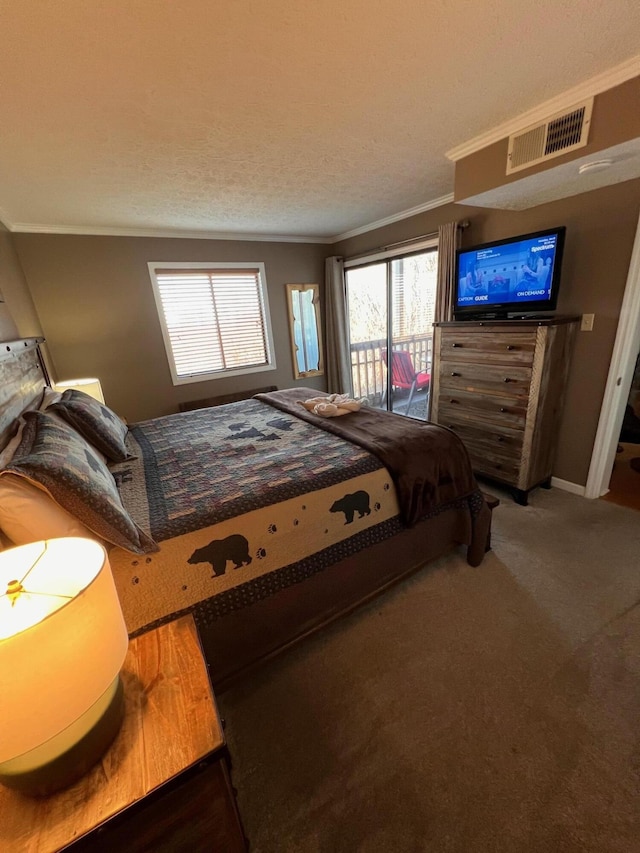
[2,411,157,555]
[49,389,131,462]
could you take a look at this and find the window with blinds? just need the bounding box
[148,262,276,385]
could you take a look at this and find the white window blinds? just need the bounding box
[149,263,275,385]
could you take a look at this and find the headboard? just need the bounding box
[0,338,49,450]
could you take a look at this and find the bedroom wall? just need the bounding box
[0,222,42,341]
[11,234,329,422]
[10,177,640,487]
[333,178,640,489]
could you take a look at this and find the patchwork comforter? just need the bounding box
[108,395,486,638]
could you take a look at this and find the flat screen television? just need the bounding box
[454,226,566,320]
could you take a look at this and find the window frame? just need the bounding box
[148,261,277,386]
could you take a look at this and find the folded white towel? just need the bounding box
[298,394,364,417]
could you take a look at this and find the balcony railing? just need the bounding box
[350,334,433,404]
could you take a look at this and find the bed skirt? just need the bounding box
[199,500,489,691]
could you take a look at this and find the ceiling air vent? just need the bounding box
[506,98,593,175]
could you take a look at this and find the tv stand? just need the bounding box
[455,312,508,321]
[454,311,559,322]
[430,317,579,504]
[507,312,555,321]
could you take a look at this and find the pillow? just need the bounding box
[2,411,157,555]
[48,389,131,462]
[0,473,98,546]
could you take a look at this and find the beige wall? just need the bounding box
[12,234,328,422]
[0,223,42,341]
[11,175,640,487]
[334,178,640,488]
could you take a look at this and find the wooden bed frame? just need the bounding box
[0,339,494,692]
[0,338,49,448]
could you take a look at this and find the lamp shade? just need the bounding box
[54,377,105,404]
[0,538,128,795]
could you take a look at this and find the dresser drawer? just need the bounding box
[439,329,537,365]
[467,451,520,486]
[445,419,523,460]
[437,388,528,429]
[439,360,531,397]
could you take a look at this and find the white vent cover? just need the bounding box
[506,98,593,175]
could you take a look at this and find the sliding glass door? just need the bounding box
[346,246,437,420]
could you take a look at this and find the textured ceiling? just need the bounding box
[1,1,640,241]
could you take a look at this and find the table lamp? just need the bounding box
[0,538,129,797]
[54,377,105,404]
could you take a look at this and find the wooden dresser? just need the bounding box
[430,316,578,504]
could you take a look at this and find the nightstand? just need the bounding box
[0,615,247,852]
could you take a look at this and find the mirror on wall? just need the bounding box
[285,284,324,379]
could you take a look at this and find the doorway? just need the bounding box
[601,351,640,510]
[586,211,640,500]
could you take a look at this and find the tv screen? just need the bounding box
[454,226,566,319]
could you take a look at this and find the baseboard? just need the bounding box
[550,476,586,497]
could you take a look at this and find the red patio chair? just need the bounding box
[381,349,431,410]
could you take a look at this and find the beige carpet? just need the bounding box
[219,490,640,852]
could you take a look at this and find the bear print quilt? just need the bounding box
[108,398,403,636]
[107,395,485,639]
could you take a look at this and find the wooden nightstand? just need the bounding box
[0,615,247,853]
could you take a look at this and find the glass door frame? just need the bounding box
[345,237,438,417]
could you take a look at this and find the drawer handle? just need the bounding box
[496,436,505,442]
[500,407,507,412]
[448,424,457,430]
[451,343,461,348]
[449,398,459,404]
[503,377,513,383]
[506,345,516,351]
[451,371,461,377]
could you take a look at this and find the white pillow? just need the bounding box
[0,473,100,546]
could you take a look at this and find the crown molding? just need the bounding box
[446,54,640,162]
[8,221,332,244]
[7,197,457,245]
[330,194,454,243]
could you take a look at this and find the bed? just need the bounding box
[0,338,492,690]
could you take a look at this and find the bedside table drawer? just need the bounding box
[68,758,246,853]
[439,330,537,365]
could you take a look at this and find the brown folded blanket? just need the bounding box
[255,387,481,528]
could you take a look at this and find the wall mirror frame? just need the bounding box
[285,283,325,379]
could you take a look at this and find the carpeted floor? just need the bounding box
[219,489,640,852]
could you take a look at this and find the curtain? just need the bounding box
[435,221,460,323]
[324,256,352,394]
